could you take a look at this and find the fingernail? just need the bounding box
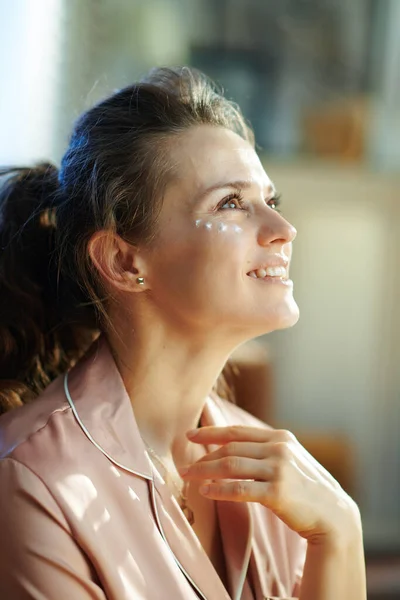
[178,466,189,476]
[200,484,210,495]
[186,429,199,439]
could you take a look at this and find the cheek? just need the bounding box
[182,220,251,308]
[195,218,244,237]
[192,219,248,271]
[151,219,249,298]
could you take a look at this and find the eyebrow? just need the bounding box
[194,179,276,204]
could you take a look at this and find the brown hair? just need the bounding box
[0,66,254,414]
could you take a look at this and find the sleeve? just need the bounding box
[264,554,304,599]
[291,577,302,599]
[0,457,107,600]
[290,537,306,599]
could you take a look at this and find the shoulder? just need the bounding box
[0,374,72,461]
[0,375,79,537]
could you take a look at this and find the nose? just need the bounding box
[257,210,297,247]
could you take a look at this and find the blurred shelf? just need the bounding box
[259,153,400,179]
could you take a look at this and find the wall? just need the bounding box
[263,159,400,542]
[0,0,64,163]
[1,0,398,546]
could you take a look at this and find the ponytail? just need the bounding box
[0,69,254,413]
[0,164,96,414]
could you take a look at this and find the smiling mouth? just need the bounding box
[247,266,288,280]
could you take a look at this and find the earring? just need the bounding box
[136,277,145,286]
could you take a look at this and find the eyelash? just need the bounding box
[218,192,282,213]
[218,192,246,211]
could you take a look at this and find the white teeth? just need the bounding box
[266,266,286,277]
[248,266,287,279]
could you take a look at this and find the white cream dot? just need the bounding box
[218,223,227,232]
[205,222,213,230]
[195,219,202,228]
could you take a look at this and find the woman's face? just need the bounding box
[144,125,299,340]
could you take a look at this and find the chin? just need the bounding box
[273,310,300,331]
[253,301,300,336]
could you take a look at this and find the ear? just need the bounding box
[88,230,149,293]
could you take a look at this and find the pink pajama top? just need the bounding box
[0,337,306,599]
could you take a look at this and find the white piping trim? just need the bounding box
[63,372,208,600]
[63,373,152,481]
[149,478,207,600]
[234,507,253,600]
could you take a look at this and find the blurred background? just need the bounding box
[0,0,399,596]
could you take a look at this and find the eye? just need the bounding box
[218,192,245,211]
[266,193,282,213]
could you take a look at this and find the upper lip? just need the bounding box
[247,255,289,273]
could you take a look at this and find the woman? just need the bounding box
[0,67,365,599]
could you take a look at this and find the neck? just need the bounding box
[106,316,238,464]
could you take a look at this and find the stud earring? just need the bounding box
[136,277,145,286]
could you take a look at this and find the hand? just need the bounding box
[180,426,361,543]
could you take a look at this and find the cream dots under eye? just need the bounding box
[194,219,243,234]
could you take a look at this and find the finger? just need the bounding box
[187,425,274,444]
[296,443,341,489]
[198,479,271,504]
[195,441,272,463]
[179,456,274,481]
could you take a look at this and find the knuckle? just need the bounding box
[276,429,296,443]
[196,461,209,475]
[270,460,281,480]
[261,441,273,457]
[268,458,282,481]
[269,481,283,504]
[232,480,247,498]
[274,441,291,460]
[222,456,239,474]
[261,461,274,480]
[228,425,241,439]
[222,442,237,456]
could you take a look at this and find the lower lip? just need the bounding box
[247,275,293,286]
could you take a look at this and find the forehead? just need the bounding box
[167,125,272,197]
